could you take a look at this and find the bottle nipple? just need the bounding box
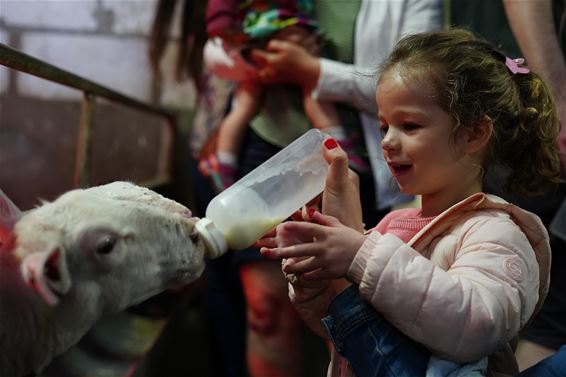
[195,218,227,259]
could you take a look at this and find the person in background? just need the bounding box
[201,0,367,193]
[203,1,443,376]
[259,28,561,376]
[248,1,443,216]
[149,2,250,376]
[502,0,566,371]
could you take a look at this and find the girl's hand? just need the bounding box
[255,210,305,249]
[260,211,366,280]
[321,139,364,232]
[299,139,364,231]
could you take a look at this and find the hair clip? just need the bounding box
[505,57,530,74]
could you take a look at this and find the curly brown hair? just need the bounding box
[378,28,561,196]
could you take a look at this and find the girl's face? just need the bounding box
[376,70,481,214]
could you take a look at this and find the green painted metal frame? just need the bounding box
[0,42,177,188]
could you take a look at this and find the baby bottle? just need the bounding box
[195,129,329,259]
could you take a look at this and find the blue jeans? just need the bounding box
[322,285,489,377]
[517,345,566,377]
[322,285,430,377]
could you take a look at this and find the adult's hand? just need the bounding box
[249,39,320,89]
[272,25,321,56]
[288,275,336,339]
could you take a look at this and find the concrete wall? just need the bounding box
[0,0,195,104]
[0,0,196,209]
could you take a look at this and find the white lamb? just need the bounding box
[0,182,208,377]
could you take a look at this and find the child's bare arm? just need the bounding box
[303,95,341,130]
[216,81,262,154]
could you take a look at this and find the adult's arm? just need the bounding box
[503,0,566,168]
[250,0,443,116]
[314,0,443,115]
[503,0,565,94]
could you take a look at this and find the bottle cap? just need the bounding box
[195,218,227,259]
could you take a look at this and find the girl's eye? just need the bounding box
[379,124,389,137]
[403,123,421,131]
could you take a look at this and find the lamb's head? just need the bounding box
[11,182,206,312]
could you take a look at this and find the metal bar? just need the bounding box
[0,19,149,39]
[74,93,96,188]
[155,117,175,185]
[0,42,175,120]
[0,42,180,190]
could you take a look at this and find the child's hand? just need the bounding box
[255,210,305,249]
[321,139,364,232]
[260,211,366,280]
[255,205,323,249]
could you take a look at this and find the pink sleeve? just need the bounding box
[203,38,258,81]
[206,0,240,37]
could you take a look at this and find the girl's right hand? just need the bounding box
[320,138,364,232]
[274,137,364,232]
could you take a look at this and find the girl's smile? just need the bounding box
[387,161,412,178]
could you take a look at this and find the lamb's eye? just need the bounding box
[96,236,117,255]
[78,228,120,257]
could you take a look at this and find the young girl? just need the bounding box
[258,28,561,376]
[201,0,368,192]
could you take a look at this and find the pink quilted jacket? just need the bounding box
[322,193,550,376]
[348,193,550,362]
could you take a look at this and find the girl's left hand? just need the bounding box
[260,211,366,280]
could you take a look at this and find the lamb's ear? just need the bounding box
[21,248,72,306]
[0,188,22,249]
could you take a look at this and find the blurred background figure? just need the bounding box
[449,0,566,371]
[502,0,566,370]
[197,1,443,376]
[150,1,325,376]
[200,0,369,194]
